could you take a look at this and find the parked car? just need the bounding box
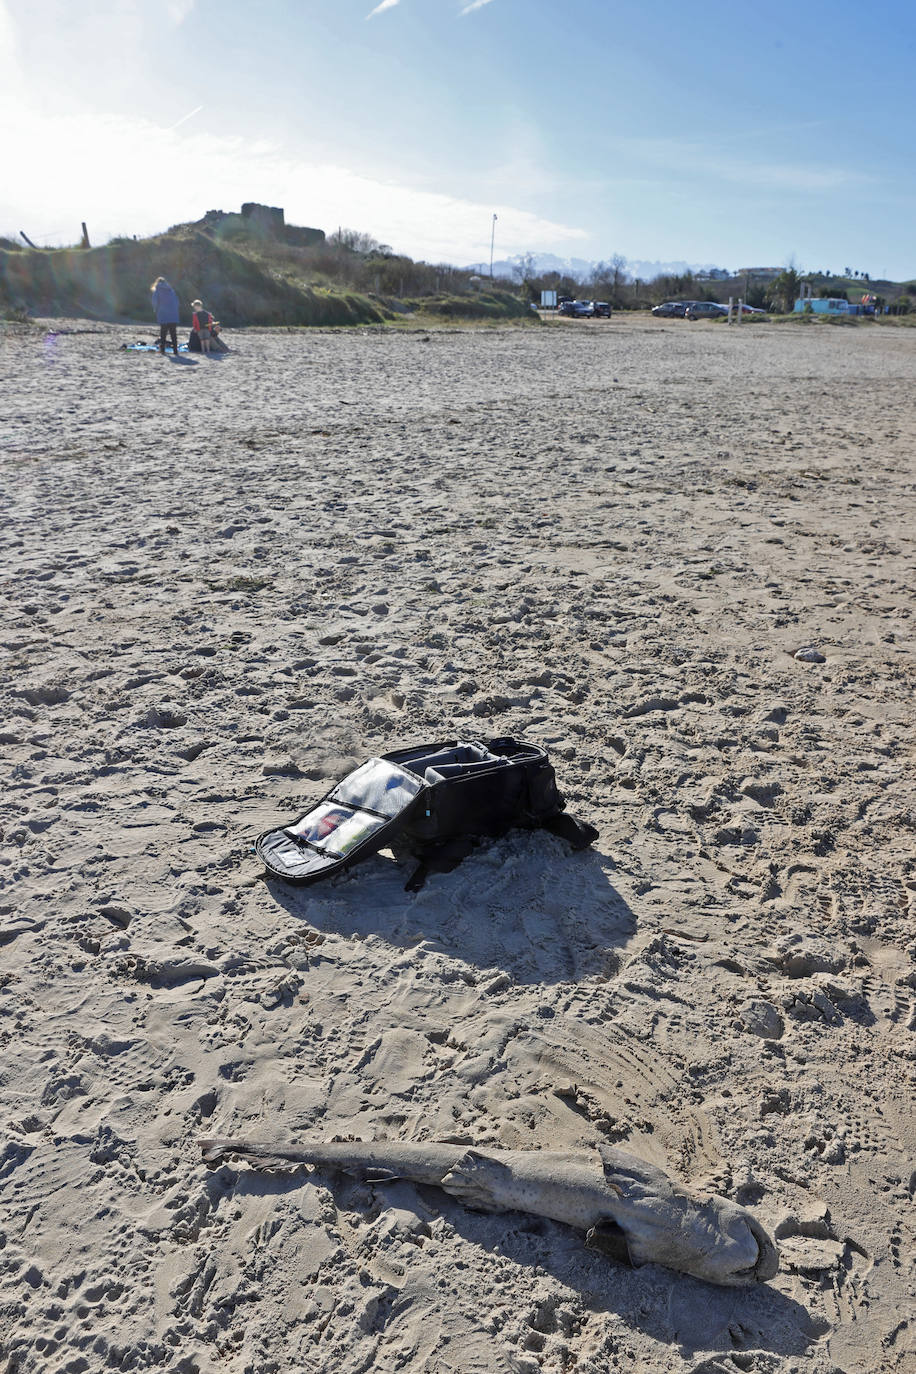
[686,301,728,321]
[571,299,595,317]
[651,301,689,318]
[593,301,611,317]
[558,298,576,316]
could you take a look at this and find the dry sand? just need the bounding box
[1,315,914,1373]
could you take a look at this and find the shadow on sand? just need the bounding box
[204,1163,821,1364]
[265,834,635,987]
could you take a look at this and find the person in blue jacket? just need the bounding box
[150,276,180,355]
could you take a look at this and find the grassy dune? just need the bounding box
[0,231,390,327]
[0,223,534,328]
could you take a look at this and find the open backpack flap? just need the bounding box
[256,737,598,890]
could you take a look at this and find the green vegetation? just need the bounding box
[521,254,916,321]
[3,208,913,327]
[766,268,801,314]
[402,290,529,321]
[0,230,389,327]
[0,211,535,328]
[771,311,858,326]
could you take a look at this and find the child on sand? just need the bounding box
[191,299,213,355]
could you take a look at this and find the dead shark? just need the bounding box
[200,1136,779,1287]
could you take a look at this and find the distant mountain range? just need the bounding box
[464,252,728,283]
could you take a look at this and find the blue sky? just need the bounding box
[1,0,914,278]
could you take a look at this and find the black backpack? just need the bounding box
[256,737,597,891]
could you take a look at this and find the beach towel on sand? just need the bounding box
[122,341,189,353]
[256,737,598,890]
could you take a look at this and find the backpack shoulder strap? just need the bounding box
[542,812,599,850]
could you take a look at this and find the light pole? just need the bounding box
[489,213,497,278]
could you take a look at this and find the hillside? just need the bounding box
[0,231,388,328]
[0,207,533,328]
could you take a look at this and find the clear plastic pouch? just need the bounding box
[332,758,424,817]
[286,804,386,856]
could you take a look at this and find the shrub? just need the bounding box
[0,213,534,327]
[0,233,391,326]
[404,290,532,322]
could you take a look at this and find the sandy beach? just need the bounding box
[1,315,914,1373]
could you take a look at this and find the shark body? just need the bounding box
[200,1136,779,1288]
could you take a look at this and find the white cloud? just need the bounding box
[0,0,23,96]
[0,0,582,260]
[367,0,399,16]
[166,0,196,24]
[610,133,862,194]
[0,101,587,261]
[459,0,495,12]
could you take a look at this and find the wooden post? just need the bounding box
[80,222,90,248]
[20,230,38,248]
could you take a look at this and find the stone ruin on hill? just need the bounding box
[200,202,325,249]
[241,202,285,231]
